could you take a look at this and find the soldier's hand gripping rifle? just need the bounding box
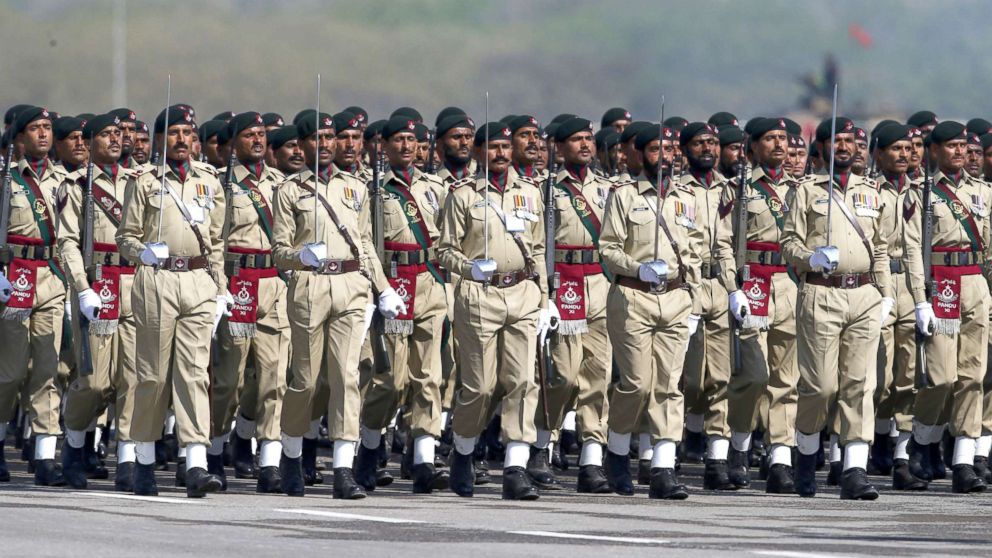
[536,141,559,429]
[370,144,392,374]
[731,160,748,375]
[915,149,935,389]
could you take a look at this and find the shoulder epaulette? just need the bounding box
[450,177,475,191]
[191,160,220,177]
[610,179,636,192]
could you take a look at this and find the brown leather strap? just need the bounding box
[828,187,876,279]
[486,269,534,288]
[804,272,872,289]
[616,275,685,293]
[303,258,360,275]
[160,255,209,272]
[299,182,362,261]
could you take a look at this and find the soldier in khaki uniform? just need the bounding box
[57,113,140,491]
[528,117,613,494]
[132,121,151,166]
[116,105,228,498]
[781,116,891,500]
[714,118,802,493]
[599,124,702,500]
[675,122,736,490]
[904,121,992,494]
[271,112,403,499]
[510,115,545,182]
[207,112,290,494]
[0,107,69,485]
[355,116,449,494]
[438,122,550,500]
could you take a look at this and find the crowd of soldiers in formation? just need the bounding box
[1,97,992,503]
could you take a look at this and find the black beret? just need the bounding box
[296,112,334,139]
[873,124,912,149]
[708,111,739,128]
[928,121,967,144]
[854,127,869,142]
[620,121,652,144]
[110,107,136,123]
[907,110,937,127]
[783,118,802,136]
[262,113,284,127]
[390,106,423,123]
[53,116,85,141]
[743,117,765,135]
[333,111,362,134]
[154,106,195,134]
[198,120,226,143]
[679,121,718,147]
[544,123,560,139]
[601,107,631,129]
[634,124,676,151]
[788,135,807,149]
[82,113,122,140]
[966,118,992,136]
[809,141,819,158]
[212,111,236,122]
[968,133,982,147]
[550,113,577,126]
[663,116,688,131]
[749,117,789,140]
[718,126,745,146]
[381,116,419,140]
[342,106,368,124]
[136,120,149,134]
[555,117,594,142]
[267,126,299,150]
[871,120,901,138]
[12,106,53,136]
[293,109,316,126]
[815,116,855,142]
[172,104,195,118]
[76,113,96,121]
[227,111,266,140]
[414,123,430,142]
[982,133,992,152]
[594,128,612,147]
[435,106,466,127]
[595,129,620,151]
[474,122,512,146]
[363,119,386,141]
[4,104,34,126]
[499,114,518,125]
[437,114,475,138]
[509,114,540,133]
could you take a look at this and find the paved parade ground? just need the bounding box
[2,447,990,558]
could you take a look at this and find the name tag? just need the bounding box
[187,202,206,224]
[855,207,879,218]
[814,198,829,205]
[505,215,526,232]
[298,193,314,200]
[632,206,650,212]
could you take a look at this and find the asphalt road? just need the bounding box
[2,447,990,558]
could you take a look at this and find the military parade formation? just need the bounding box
[2,87,992,504]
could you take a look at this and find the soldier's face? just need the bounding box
[823,133,855,169]
[853,139,869,172]
[415,140,430,169]
[385,132,417,168]
[133,132,151,164]
[118,121,136,155]
[754,131,788,167]
[612,120,630,134]
[931,139,967,173]
[965,144,983,177]
[787,148,808,178]
[477,139,512,174]
[909,137,924,170]
[55,130,88,167]
[720,143,743,173]
[91,126,122,165]
[535,138,549,171]
[334,129,363,168]
[203,136,223,166]
[163,124,194,161]
[302,129,336,167]
[512,127,540,166]
[684,134,718,171]
[876,140,911,175]
[984,147,992,179]
[641,139,676,175]
[275,139,306,174]
[611,144,626,173]
[19,119,52,158]
[234,125,267,164]
[441,127,474,166]
[558,131,595,167]
[622,140,642,174]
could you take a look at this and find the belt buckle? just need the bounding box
[500,273,515,286]
[840,273,858,288]
[322,260,341,274]
[173,256,189,270]
[649,279,668,294]
[581,251,593,265]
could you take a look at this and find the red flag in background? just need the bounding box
[849,23,873,48]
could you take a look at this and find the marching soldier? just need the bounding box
[57,113,140,491]
[207,112,290,494]
[509,115,544,181]
[785,135,809,179]
[0,106,69,485]
[533,117,613,493]
[271,112,404,499]
[116,105,228,498]
[133,121,151,166]
[52,117,88,172]
[268,126,305,176]
[109,108,139,168]
[355,116,450,494]
[333,111,369,181]
[782,116,891,500]
[677,122,736,490]
[904,121,992,494]
[601,107,632,134]
[599,124,702,499]
[716,118,801,493]
[438,121,550,500]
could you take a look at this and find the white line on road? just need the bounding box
[273,508,425,524]
[71,491,199,505]
[751,552,858,558]
[509,530,670,545]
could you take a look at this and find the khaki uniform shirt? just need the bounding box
[380,167,447,246]
[225,161,282,253]
[551,167,612,249]
[6,159,67,246]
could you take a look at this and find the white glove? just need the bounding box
[536,300,561,335]
[470,259,497,282]
[729,290,750,323]
[378,287,407,320]
[638,260,669,284]
[64,299,72,323]
[212,293,234,337]
[140,242,169,266]
[78,288,103,321]
[300,242,327,267]
[809,246,839,273]
[915,302,934,337]
[688,314,701,336]
[0,272,12,304]
[879,297,895,324]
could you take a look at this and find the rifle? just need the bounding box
[220,144,237,274]
[78,143,96,375]
[916,149,935,389]
[537,141,559,428]
[731,160,748,375]
[426,127,437,174]
[823,84,839,276]
[369,145,391,374]
[0,142,14,260]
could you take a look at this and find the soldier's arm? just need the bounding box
[358,184,389,294]
[781,181,814,272]
[208,177,227,295]
[56,179,89,293]
[116,175,147,262]
[684,194,705,316]
[272,180,304,271]
[872,195,892,299]
[598,188,639,277]
[438,191,471,276]
[714,184,738,293]
[530,188,549,308]
[982,183,992,291]
[901,188,927,304]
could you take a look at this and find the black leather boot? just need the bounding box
[449,451,475,497]
[206,452,227,491]
[891,459,927,491]
[333,467,367,499]
[576,464,611,493]
[703,459,737,490]
[133,462,158,496]
[825,461,842,486]
[34,459,67,487]
[765,463,795,494]
[727,449,750,489]
[174,458,186,487]
[232,434,256,479]
[502,466,539,500]
[302,437,323,485]
[870,435,893,476]
[526,446,562,490]
[61,444,88,489]
[83,431,109,480]
[605,450,634,495]
[637,459,651,485]
[185,467,223,498]
[795,452,817,498]
[974,456,992,483]
[280,454,305,496]
[648,467,688,500]
[839,467,879,500]
[256,465,282,493]
[411,462,449,494]
[114,461,135,492]
[354,442,379,491]
[682,431,705,464]
[951,464,988,494]
[908,437,932,481]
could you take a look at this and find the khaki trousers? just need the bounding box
[875,271,917,432]
[683,277,732,438]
